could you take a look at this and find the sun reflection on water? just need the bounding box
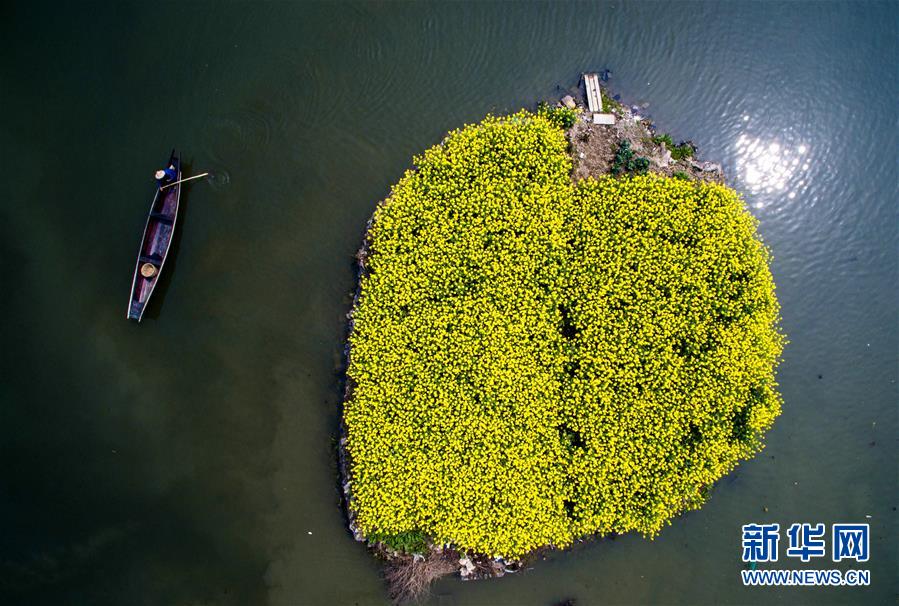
[734,133,810,206]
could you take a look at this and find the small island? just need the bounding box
[340,77,784,603]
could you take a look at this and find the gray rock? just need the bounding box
[561,95,576,109]
[658,142,672,167]
[459,556,477,578]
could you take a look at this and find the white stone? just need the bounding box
[592,113,616,125]
[658,143,672,167]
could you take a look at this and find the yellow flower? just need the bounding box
[344,111,784,559]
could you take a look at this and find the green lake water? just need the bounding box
[1,3,896,605]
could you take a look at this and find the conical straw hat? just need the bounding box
[140,263,158,278]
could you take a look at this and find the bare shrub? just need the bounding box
[383,552,457,604]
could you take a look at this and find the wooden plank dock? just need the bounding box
[583,72,616,125]
[584,73,603,113]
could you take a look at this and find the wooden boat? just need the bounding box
[127,150,181,321]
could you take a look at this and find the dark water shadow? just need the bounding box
[142,157,194,321]
[0,210,28,317]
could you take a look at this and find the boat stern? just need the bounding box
[127,299,144,321]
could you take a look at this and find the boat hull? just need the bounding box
[127,151,181,321]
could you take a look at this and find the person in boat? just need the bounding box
[154,165,177,184]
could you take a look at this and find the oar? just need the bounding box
[160,172,210,190]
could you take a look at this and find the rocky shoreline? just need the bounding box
[337,78,728,600]
[562,89,724,185]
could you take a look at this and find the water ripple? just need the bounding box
[206,167,231,190]
[204,108,274,152]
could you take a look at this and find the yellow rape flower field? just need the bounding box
[343,111,784,560]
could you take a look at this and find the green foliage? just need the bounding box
[345,111,784,559]
[672,170,691,180]
[652,132,695,160]
[369,530,430,554]
[651,133,674,147]
[671,143,695,161]
[537,102,578,129]
[611,139,650,176]
[632,156,650,174]
[601,89,624,113]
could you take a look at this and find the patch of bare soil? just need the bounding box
[566,88,725,184]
